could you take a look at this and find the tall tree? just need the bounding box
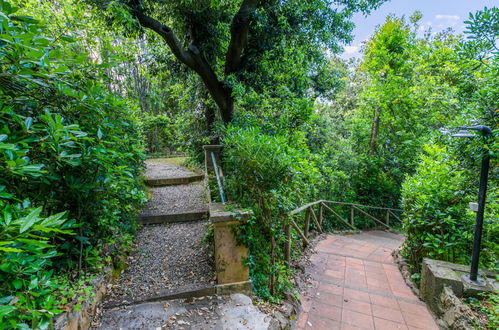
[91,0,387,125]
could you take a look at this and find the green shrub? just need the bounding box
[401,144,474,273]
[222,125,319,299]
[0,207,74,328]
[0,2,145,327]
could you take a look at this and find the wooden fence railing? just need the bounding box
[284,200,403,265]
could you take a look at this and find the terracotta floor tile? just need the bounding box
[397,301,430,315]
[342,309,375,329]
[344,288,370,302]
[346,257,364,265]
[366,277,390,287]
[346,279,368,288]
[340,323,365,330]
[373,317,408,330]
[365,269,386,278]
[296,312,309,329]
[382,264,399,271]
[302,296,314,313]
[300,233,437,330]
[392,290,417,300]
[316,292,344,308]
[372,305,405,323]
[325,269,346,280]
[311,301,343,321]
[402,310,438,329]
[319,283,344,296]
[306,314,342,329]
[369,294,400,310]
[367,284,392,295]
[342,298,372,315]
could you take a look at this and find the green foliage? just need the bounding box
[460,7,499,60]
[401,145,474,273]
[399,6,498,276]
[466,292,499,329]
[0,1,145,327]
[0,207,73,328]
[222,124,319,299]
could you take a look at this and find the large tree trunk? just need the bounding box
[369,109,380,155]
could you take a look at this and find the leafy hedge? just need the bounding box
[0,1,145,328]
[222,125,320,299]
[401,143,498,276]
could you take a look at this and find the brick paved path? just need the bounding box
[296,231,439,330]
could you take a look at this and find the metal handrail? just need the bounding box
[211,152,226,203]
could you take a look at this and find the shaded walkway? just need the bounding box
[297,231,439,330]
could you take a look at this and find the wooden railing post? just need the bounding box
[319,202,324,226]
[304,207,311,239]
[386,210,390,226]
[291,220,309,246]
[309,207,323,233]
[350,205,354,226]
[284,224,291,266]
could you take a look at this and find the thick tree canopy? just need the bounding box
[92,0,387,125]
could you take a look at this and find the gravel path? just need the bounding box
[140,184,208,216]
[104,221,215,306]
[145,158,197,180]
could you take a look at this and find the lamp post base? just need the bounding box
[461,274,487,287]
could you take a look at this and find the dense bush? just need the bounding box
[0,2,145,327]
[222,125,320,299]
[401,141,498,275]
[401,145,474,273]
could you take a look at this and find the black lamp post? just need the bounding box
[443,125,493,285]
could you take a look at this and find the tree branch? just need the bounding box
[225,0,258,75]
[134,11,195,68]
[132,9,232,119]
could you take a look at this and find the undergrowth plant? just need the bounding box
[0,1,145,327]
[222,124,320,300]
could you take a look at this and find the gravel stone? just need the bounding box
[105,221,215,305]
[140,184,208,216]
[145,158,197,180]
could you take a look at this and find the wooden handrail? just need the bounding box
[290,220,310,245]
[289,200,323,215]
[321,200,403,212]
[353,206,391,229]
[322,202,356,230]
[388,209,402,222]
[284,199,402,266]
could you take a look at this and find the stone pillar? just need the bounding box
[210,203,251,286]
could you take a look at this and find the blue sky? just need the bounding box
[342,0,498,59]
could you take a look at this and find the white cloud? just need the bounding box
[344,46,359,54]
[435,14,460,21]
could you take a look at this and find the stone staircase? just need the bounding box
[91,156,256,329]
[138,158,209,224]
[96,159,214,316]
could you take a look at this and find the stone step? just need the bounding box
[103,284,215,309]
[139,184,208,225]
[144,173,204,187]
[103,281,252,309]
[138,210,208,224]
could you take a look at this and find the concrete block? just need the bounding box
[210,203,251,285]
[216,281,253,295]
[421,258,498,314]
